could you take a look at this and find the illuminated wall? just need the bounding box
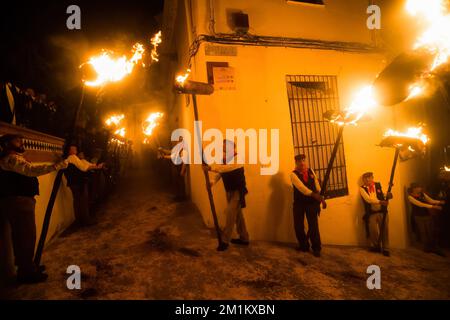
[166,0,427,248]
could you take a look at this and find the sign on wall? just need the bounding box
[213,67,236,90]
[205,45,237,57]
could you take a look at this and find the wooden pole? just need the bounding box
[34,85,85,266]
[320,126,344,196]
[192,94,223,246]
[378,147,400,250]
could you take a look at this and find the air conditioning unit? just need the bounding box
[231,12,249,34]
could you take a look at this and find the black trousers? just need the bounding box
[293,202,321,252]
[414,214,440,251]
[1,196,37,275]
[171,164,186,199]
[69,183,92,225]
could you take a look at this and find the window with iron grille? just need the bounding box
[286,75,348,199]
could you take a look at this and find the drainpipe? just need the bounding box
[184,0,195,47]
[208,0,216,35]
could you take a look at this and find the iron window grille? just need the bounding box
[286,75,348,199]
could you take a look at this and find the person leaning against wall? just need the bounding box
[203,140,250,252]
[290,154,327,258]
[0,134,67,284]
[359,172,392,257]
[408,183,446,257]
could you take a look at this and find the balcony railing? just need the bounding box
[0,121,64,163]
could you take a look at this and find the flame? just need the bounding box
[82,43,145,87]
[143,137,150,144]
[384,126,429,145]
[176,69,191,86]
[114,128,126,138]
[406,0,450,71]
[445,165,450,172]
[110,138,126,145]
[150,31,162,62]
[105,114,125,127]
[330,85,377,126]
[143,112,164,136]
[406,84,425,101]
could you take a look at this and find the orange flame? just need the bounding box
[143,112,164,136]
[105,114,125,127]
[175,69,191,86]
[114,128,126,138]
[406,0,450,71]
[150,31,162,62]
[82,43,145,87]
[384,126,429,145]
[330,85,377,126]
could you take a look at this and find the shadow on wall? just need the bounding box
[353,177,369,247]
[264,172,295,242]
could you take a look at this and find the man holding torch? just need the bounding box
[290,154,326,257]
[408,183,446,256]
[0,134,67,283]
[360,172,392,256]
[203,140,249,252]
[65,145,104,226]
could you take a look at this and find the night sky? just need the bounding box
[0,0,164,94]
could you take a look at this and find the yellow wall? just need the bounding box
[193,0,377,44]
[34,171,75,245]
[167,0,427,248]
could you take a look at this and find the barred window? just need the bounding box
[286,75,348,199]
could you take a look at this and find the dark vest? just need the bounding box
[0,166,39,197]
[64,163,87,187]
[221,167,248,208]
[292,169,318,204]
[221,167,246,192]
[410,193,429,217]
[361,182,386,217]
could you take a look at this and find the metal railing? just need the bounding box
[286,75,349,199]
[0,121,64,162]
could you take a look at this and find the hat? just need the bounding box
[408,182,422,193]
[362,172,374,179]
[0,134,23,148]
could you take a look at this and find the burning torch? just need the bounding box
[377,126,429,250]
[174,71,223,247]
[35,32,161,266]
[373,0,450,106]
[321,85,377,198]
[142,112,164,148]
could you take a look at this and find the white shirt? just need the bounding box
[0,153,62,177]
[66,154,94,172]
[408,194,441,209]
[210,160,244,185]
[359,185,383,212]
[290,169,321,196]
